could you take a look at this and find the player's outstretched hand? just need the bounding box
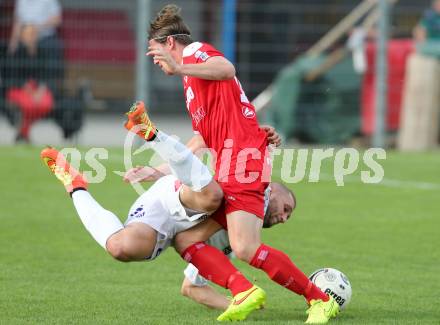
[123,165,165,183]
[147,46,181,75]
[261,125,282,147]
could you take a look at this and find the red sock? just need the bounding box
[250,244,328,303]
[181,242,253,296]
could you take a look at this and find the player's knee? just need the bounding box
[231,244,255,263]
[106,238,131,262]
[200,185,223,211]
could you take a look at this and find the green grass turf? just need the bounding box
[0,145,439,324]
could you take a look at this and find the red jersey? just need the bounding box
[182,42,268,182]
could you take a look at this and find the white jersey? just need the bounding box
[125,175,207,260]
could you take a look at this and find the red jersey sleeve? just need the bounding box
[182,42,224,64]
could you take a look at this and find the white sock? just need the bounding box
[71,190,124,249]
[151,131,212,191]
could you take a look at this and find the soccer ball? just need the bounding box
[309,268,352,310]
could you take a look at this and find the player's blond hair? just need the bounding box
[148,4,193,45]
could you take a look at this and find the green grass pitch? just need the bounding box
[0,145,439,324]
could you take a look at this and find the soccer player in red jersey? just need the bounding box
[142,4,340,323]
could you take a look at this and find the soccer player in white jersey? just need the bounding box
[40,103,285,320]
[40,147,294,309]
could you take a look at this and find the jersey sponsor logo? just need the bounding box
[227,195,236,201]
[191,106,206,126]
[130,205,145,218]
[242,106,256,119]
[195,50,209,61]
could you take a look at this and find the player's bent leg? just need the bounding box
[125,101,214,194]
[226,210,262,262]
[41,147,125,249]
[227,211,335,322]
[180,241,265,321]
[174,218,222,254]
[180,276,230,310]
[176,220,264,321]
[106,223,157,262]
[179,181,223,214]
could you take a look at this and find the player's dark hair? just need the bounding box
[149,4,193,45]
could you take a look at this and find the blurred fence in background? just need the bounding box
[0,0,436,146]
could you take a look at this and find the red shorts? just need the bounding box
[222,178,269,218]
[211,145,272,227]
[211,179,269,229]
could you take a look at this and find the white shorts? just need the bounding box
[124,175,206,260]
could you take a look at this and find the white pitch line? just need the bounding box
[271,171,440,191]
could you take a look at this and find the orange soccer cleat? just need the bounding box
[40,147,88,194]
[124,101,157,141]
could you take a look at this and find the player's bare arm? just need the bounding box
[147,43,235,80]
[177,56,235,80]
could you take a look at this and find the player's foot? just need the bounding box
[40,147,88,194]
[305,297,339,324]
[217,285,266,322]
[124,101,157,141]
